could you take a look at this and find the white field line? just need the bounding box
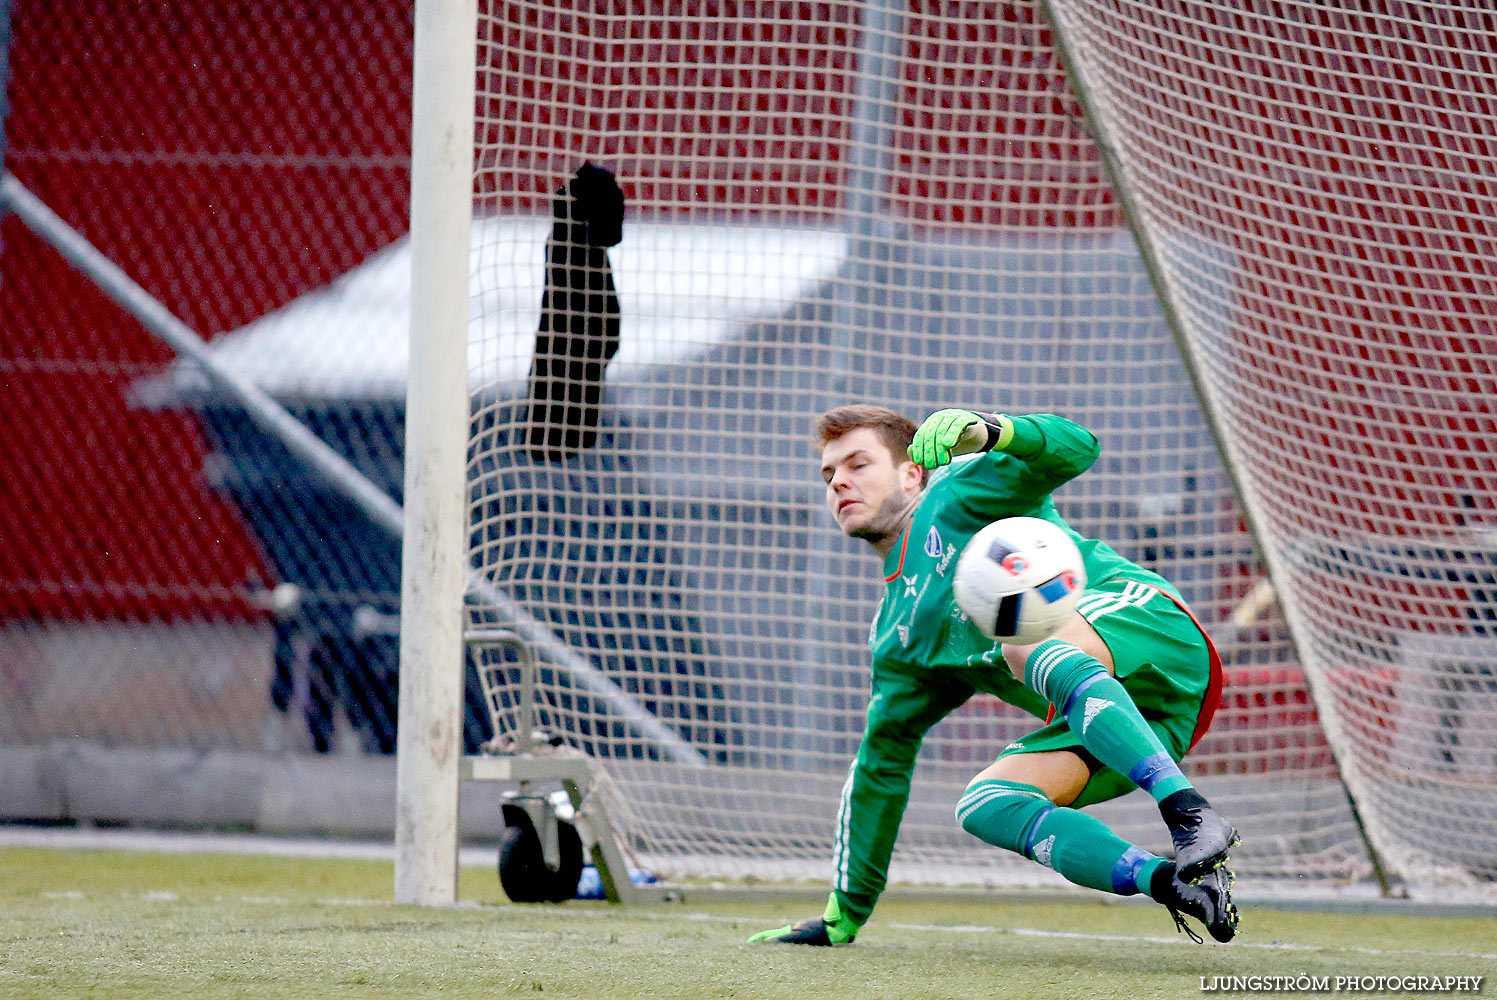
[0,825,501,868]
[0,827,1403,905]
[40,890,1491,963]
[598,909,1497,962]
[23,879,1497,963]
[9,825,1495,957]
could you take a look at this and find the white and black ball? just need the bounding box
[953,516,1087,643]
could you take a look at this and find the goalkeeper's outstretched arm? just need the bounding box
[909,409,1100,506]
[907,408,1013,467]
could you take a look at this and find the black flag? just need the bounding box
[523,162,625,461]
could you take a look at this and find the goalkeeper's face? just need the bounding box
[820,427,924,549]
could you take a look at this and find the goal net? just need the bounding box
[464,0,1495,896]
[1042,0,1497,891]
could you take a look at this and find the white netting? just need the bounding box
[464,0,1407,891]
[1046,0,1497,891]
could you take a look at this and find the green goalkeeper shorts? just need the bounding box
[997,578,1224,809]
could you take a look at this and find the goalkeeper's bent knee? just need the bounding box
[955,779,1053,855]
[1023,639,1192,802]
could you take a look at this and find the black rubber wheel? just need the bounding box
[498,802,584,903]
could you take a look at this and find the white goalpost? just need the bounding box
[399,0,1497,905]
[394,0,477,906]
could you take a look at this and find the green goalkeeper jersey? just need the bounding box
[868,413,1182,707]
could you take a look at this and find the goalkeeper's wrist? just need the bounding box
[825,891,864,940]
[976,413,1016,452]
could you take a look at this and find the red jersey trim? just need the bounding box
[1111,580,1224,753]
[1161,588,1225,753]
[883,522,913,582]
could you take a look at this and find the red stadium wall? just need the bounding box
[4,0,1118,623]
[2,0,415,620]
[2,0,1358,764]
[479,1,1119,227]
[12,1,1477,642]
[1117,5,1497,631]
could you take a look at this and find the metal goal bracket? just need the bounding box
[462,628,677,905]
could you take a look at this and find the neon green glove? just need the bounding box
[746,892,860,946]
[909,409,1014,469]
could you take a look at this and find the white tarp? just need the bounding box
[145,218,847,402]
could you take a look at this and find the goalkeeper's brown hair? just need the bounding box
[813,404,928,485]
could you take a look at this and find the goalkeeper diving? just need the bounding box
[749,406,1239,947]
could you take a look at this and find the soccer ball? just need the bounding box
[953,516,1087,644]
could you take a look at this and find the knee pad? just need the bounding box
[955,779,1054,856]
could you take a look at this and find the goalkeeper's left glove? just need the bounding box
[909,409,1014,469]
[746,892,860,946]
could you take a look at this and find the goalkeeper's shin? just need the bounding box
[746,892,859,946]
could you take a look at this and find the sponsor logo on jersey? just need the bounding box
[924,525,944,559]
[902,574,919,598]
[944,600,971,651]
[936,542,956,576]
[897,624,910,646]
[965,647,998,667]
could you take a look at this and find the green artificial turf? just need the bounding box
[2,847,1493,999]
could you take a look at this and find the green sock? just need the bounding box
[1026,807,1169,896]
[957,780,1168,897]
[1024,640,1193,803]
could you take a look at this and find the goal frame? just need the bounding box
[396,0,1484,906]
[393,0,477,907]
